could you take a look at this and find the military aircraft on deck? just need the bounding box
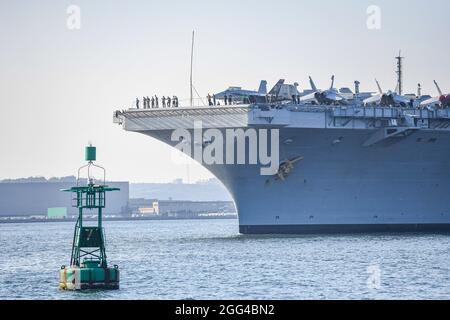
[214,80,267,103]
[299,76,347,105]
[363,79,411,107]
[267,79,301,102]
[420,81,450,108]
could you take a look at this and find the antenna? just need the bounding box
[395,50,404,95]
[190,30,195,107]
[187,31,206,107]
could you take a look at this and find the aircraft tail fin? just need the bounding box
[258,80,267,94]
[309,76,317,92]
[434,80,443,96]
[375,79,383,94]
[269,79,285,96]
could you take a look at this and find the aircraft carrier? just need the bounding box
[113,68,450,234]
[113,100,450,234]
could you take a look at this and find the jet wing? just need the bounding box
[392,94,411,105]
[324,91,344,101]
[363,94,382,105]
[420,96,440,106]
[215,89,263,99]
[299,92,318,102]
[240,89,266,97]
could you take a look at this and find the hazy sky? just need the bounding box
[1,0,449,183]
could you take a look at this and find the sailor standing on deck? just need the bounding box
[136,98,140,109]
[213,94,216,106]
[207,94,212,106]
[147,96,150,108]
[228,95,232,105]
[173,96,177,108]
[151,96,155,108]
[143,96,147,108]
[167,96,171,108]
[162,96,166,108]
[155,95,159,108]
[224,94,228,105]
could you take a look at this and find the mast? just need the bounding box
[190,30,195,107]
[395,50,404,95]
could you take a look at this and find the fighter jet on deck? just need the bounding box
[267,79,301,102]
[300,76,347,105]
[214,80,267,103]
[363,79,411,107]
[420,81,450,108]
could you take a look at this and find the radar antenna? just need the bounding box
[395,51,404,95]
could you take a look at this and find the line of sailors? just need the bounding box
[136,95,179,109]
[291,95,302,104]
[136,93,308,109]
[207,94,235,106]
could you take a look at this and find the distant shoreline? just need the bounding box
[0,215,237,224]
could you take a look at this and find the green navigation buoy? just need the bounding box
[59,144,120,290]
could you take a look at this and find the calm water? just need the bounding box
[0,219,449,300]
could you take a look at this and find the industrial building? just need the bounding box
[153,200,236,218]
[0,181,129,217]
[128,198,236,218]
[128,198,157,216]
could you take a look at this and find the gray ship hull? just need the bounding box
[145,127,450,234]
[115,105,450,234]
[239,224,450,234]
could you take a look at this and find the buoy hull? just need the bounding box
[59,266,119,290]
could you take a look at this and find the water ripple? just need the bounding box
[0,220,449,300]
